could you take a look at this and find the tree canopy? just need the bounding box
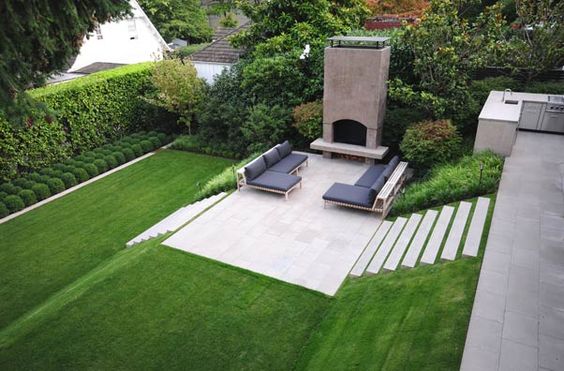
[0,0,131,108]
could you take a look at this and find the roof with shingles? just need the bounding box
[190,24,249,64]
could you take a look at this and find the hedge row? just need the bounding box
[0,63,177,180]
[0,131,171,218]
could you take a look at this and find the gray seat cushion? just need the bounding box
[275,141,292,158]
[322,183,376,209]
[244,157,267,181]
[263,148,281,168]
[354,164,387,188]
[383,155,400,179]
[268,153,308,174]
[247,171,301,192]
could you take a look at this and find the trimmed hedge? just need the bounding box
[4,195,25,213]
[18,189,37,207]
[1,63,178,180]
[46,178,65,194]
[31,183,51,201]
[59,173,78,188]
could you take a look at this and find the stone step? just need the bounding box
[420,206,455,265]
[401,209,438,269]
[365,217,407,275]
[126,193,226,246]
[349,221,392,277]
[383,213,422,272]
[462,197,491,257]
[441,202,472,261]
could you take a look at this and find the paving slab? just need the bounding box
[441,201,472,261]
[462,131,564,371]
[365,217,407,274]
[349,221,392,277]
[420,206,454,265]
[463,197,491,257]
[164,153,383,296]
[402,209,438,268]
[383,213,421,271]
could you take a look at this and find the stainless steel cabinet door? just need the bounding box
[541,112,564,133]
[519,102,544,130]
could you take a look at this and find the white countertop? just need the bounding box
[479,91,551,123]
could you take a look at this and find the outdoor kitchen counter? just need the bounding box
[479,91,550,123]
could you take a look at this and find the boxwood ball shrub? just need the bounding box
[103,155,118,169]
[130,144,143,157]
[31,183,51,201]
[112,151,126,165]
[12,178,32,189]
[93,159,109,173]
[18,189,37,207]
[148,136,161,148]
[120,147,135,162]
[46,178,65,194]
[0,202,8,218]
[4,195,25,213]
[0,191,7,200]
[27,173,43,183]
[80,163,99,178]
[400,119,462,171]
[59,172,78,188]
[0,183,19,195]
[157,132,167,143]
[139,140,154,153]
[71,168,90,183]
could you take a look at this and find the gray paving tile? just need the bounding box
[420,206,454,265]
[465,314,503,351]
[540,304,564,341]
[478,269,508,296]
[442,201,472,260]
[460,346,499,371]
[502,311,538,347]
[473,289,506,323]
[366,217,407,274]
[383,213,421,271]
[499,339,538,371]
[349,221,392,277]
[506,286,539,317]
[482,250,511,276]
[508,265,539,295]
[402,209,438,268]
[463,197,491,257]
[539,335,564,371]
[511,248,540,271]
[540,281,564,311]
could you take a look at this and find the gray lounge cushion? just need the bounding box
[354,164,387,188]
[245,157,267,181]
[263,148,281,168]
[322,183,376,208]
[275,140,292,158]
[370,173,387,194]
[268,153,308,174]
[246,171,301,192]
[383,155,400,179]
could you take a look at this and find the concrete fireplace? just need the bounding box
[310,36,390,163]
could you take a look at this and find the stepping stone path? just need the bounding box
[350,197,491,277]
[126,192,226,246]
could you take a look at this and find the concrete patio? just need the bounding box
[163,153,383,296]
[461,131,564,371]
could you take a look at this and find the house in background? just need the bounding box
[190,24,248,84]
[49,0,169,84]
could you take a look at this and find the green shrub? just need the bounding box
[157,132,167,143]
[80,163,99,178]
[0,191,7,200]
[121,147,135,162]
[83,151,96,158]
[52,163,67,172]
[0,202,8,218]
[27,173,43,183]
[130,144,143,157]
[38,175,51,184]
[382,107,428,149]
[0,183,19,195]
[103,155,118,169]
[71,168,90,183]
[139,140,154,153]
[170,135,241,159]
[12,178,33,189]
[46,178,65,194]
[400,119,463,171]
[195,154,258,201]
[470,77,521,107]
[40,167,57,177]
[18,189,37,206]
[112,151,126,165]
[93,159,109,173]
[95,148,113,156]
[148,136,162,148]
[241,104,292,153]
[31,183,51,201]
[4,195,25,213]
[292,100,323,141]
[59,172,78,188]
[525,80,564,95]
[74,155,88,162]
[392,151,503,215]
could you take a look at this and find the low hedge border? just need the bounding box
[0,131,172,218]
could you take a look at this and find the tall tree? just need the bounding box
[138,0,212,43]
[0,0,131,107]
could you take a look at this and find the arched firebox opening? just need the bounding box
[333,120,367,146]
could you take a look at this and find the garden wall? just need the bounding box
[0,63,175,180]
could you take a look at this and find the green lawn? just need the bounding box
[0,150,232,328]
[0,150,492,370]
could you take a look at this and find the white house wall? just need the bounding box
[194,62,232,84]
[69,0,169,72]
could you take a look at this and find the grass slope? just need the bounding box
[0,240,330,370]
[0,150,232,329]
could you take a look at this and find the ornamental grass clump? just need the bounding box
[400,119,462,171]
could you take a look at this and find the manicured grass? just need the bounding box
[0,240,330,370]
[0,150,232,329]
[296,260,481,370]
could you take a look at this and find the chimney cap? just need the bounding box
[328,36,389,49]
